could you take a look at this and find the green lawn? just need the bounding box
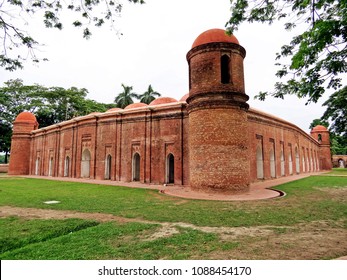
[0,169,346,260]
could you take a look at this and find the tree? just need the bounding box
[0,79,46,123]
[226,0,347,103]
[139,84,161,104]
[0,121,11,163]
[330,135,347,155]
[0,0,145,71]
[309,118,329,130]
[33,86,113,127]
[0,79,112,159]
[321,86,347,137]
[309,86,347,155]
[321,85,347,155]
[114,84,139,108]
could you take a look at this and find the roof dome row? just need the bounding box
[124,97,178,109]
[106,95,188,112]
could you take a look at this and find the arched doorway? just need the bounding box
[166,153,174,184]
[339,159,345,168]
[256,146,264,179]
[64,156,70,177]
[48,157,53,176]
[280,150,285,176]
[295,147,300,173]
[302,151,306,172]
[81,149,91,178]
[132,153,140,181]
[288,151,293,175]
[105,154,112,180]
[35,157,40,175]
[270,148,276,178]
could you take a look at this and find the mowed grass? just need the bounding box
[0,169,346,259]
[0,217,226,260]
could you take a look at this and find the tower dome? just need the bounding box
[311,125,328,132]
[15,111,37,123]
[192,28,239,48]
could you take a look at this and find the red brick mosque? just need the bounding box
[8,29,332,194]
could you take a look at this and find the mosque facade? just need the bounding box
[8,29,332,194]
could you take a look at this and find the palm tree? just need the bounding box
[139,84,161,104]
[114,84,139,109]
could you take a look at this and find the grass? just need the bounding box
[0,168,346,259]
[0,219,229,260]
[0,217,99,254]
[325,168,347,175]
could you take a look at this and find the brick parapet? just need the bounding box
[247,108,320,146]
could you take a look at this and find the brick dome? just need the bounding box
[107,108,123,112]
[125,102,147,109]
[149,97,178,105]
[15,112,37,123]
[311,125,328,132]
[180,93,189,102]
[192,28,239,48]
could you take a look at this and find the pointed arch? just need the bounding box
[288,150,293,175]
[166,153,175,184]
[48,157,53,176]
[295,147,300,174]
[105,154,112,180]
[256,146,264,179]
[132,153,140,181]
[81,149,91,178]
[270,148,276,178]
[221,54,231,84]
[64,156,70,177]
[35,157,40,175]
[280,150,285,176]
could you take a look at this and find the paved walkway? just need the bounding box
[18,171,328,201]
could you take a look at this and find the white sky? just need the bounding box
[0,0,332,133]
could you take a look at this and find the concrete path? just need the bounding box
[17,171,328,201]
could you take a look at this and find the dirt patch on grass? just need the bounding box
[144,223,180,241]
[0,206,145,224]
[208,220,347,260]
[315,187,347,202]
[0,206,276,241]
[1,206,346,259]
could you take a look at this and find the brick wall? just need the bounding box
[29,103,188,185]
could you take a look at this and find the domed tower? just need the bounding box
[8,112,38,175]
[186,29,250,193]
[310,125,332,170]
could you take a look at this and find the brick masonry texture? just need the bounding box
[8,29,332,193]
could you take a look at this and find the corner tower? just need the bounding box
[186,29,250,193]
[310,125,332,170]
[8,112,38,175]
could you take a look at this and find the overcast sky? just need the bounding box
[0,0,332,133]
